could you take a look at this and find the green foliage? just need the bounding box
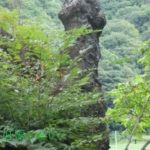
[0,7,17,31]
[107,41,150,138]
[101,0,150,40]
[0,8,104,149]
[107,77,150,135]
[139,41,150,74]
[99,19,141,94]
[0,0,62,30]
[117,5,150,40]
[99,0,150,96]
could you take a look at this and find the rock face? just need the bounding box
[59,0,109,149]
[59,0,106,91]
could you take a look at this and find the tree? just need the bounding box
[107,41,150,150]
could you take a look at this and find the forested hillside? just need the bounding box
[100,0,150,93]
[0,0,62,30]
[0,0,150,150]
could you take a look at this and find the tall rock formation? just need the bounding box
[59,0,106,91]
[59,0,109,149]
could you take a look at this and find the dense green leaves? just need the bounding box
[0,7,105,149]
[107,76,150,135]
[107,41,150,149]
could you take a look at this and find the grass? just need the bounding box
[110,134,150,150]
[110,141,150,150]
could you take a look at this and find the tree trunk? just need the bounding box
[59,0,109,149]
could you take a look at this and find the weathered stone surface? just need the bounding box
[59,0,109,149]
[59,0,106,91]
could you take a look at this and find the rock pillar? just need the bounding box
[59,0,109,149]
